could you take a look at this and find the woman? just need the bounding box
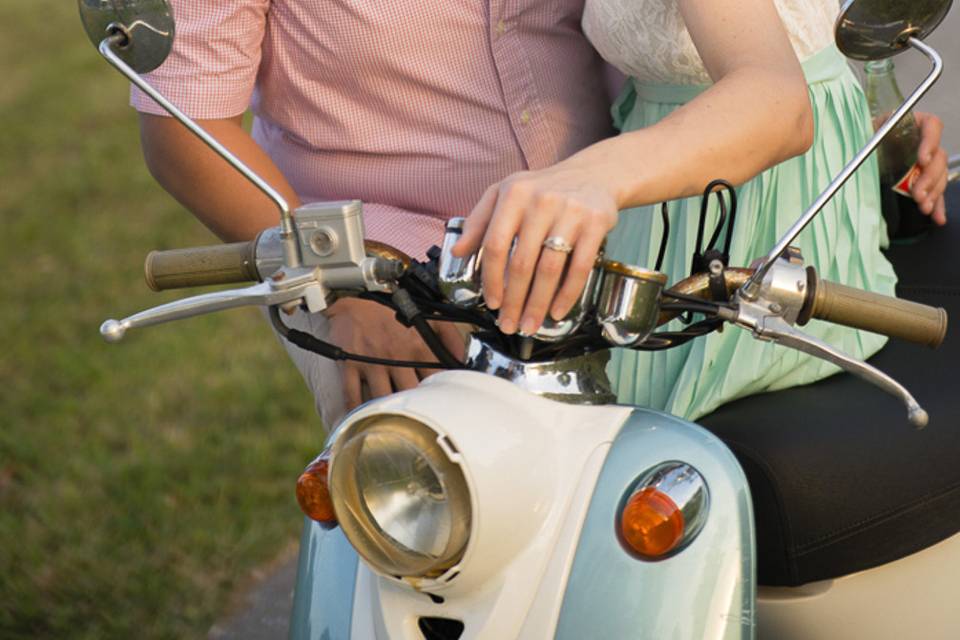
[453,0,949,419]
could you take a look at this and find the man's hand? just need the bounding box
[911,112,949,225]
[324,298,466,411]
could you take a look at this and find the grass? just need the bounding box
[0,2,320,638]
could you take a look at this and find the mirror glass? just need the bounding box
[836,0,953,60]
[78,0,175,73]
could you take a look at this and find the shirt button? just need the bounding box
[520,109,531,124]
[496,20,506,35]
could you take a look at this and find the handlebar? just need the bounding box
[121,233,949,425]
[144,241,258,291]
[144,238,413,292]
[144,238,949,350]
[803,278,947,348]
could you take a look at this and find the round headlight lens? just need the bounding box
[356,430,451,557]
[330,415,471,578]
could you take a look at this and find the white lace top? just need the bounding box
[582,0,838,85]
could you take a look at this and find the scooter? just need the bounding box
[79,0,958,637]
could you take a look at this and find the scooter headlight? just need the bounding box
[329,414,471,578]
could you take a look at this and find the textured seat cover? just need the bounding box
[698,184,960,586]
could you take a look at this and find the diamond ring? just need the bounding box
[542,236,574,254]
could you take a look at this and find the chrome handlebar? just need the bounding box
[101,204,946,427]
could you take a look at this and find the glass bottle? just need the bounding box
[864,58,930,241]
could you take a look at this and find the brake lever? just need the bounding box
[100,252,403,343]
[733,300,928,429]
[100,268,328,343]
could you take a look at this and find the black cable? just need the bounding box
[631,318,724,351]
[662,289,718,305]
[268,306,460,370]
[720,182,738,258]
[392,289,463,368]
[659,302,722,316]
[655,202,670,272]
[705,191,727,252]
[355,290,498,332]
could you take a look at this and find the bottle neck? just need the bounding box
[865,58,895,75]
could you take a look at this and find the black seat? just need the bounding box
[698,184,960,587]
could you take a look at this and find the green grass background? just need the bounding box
[0,2,320,637]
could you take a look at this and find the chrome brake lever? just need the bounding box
[734,300,928,429]
[100,268,328,343]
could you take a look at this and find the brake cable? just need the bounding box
[269,305,463,370]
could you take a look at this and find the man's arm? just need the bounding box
[139,113,464,407]
[139,113,302,242]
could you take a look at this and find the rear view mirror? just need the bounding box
[78,0,174,73]
[836,0,953,61]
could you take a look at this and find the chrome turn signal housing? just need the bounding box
[618,462,709,560]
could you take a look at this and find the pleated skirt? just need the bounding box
[606,44,898,420]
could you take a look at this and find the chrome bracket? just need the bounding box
[732,298,928,428]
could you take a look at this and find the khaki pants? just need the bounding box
[271,308,348,430]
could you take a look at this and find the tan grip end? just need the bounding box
[144,241,259,291]
[810,279,948,348]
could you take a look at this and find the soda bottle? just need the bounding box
[864,58,930,241]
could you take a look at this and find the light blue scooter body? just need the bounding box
[554,408,755,639]
[289,521,358,639]
[289,407,754,639]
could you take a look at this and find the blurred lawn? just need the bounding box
[0,2,320,638]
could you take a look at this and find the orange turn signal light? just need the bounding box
[620,487,684,559]
[296,450,338,528]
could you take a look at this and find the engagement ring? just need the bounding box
[542,236,574,254]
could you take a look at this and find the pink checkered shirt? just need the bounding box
[132,0,613,257]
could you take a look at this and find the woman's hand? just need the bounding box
[911,111,948,225]
[452,162,619,336]
[325,298,466,410]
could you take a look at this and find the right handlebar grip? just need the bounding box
[808,279,948,348]
[144,241,259,292]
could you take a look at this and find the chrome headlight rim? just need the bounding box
[329,413,472,579]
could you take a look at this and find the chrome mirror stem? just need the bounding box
[98,32,302,268]
[742,36,943,300]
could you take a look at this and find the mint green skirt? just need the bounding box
[606,45,898,421]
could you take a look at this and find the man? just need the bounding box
[134,1,947,427]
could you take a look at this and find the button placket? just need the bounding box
[487,0,551,167]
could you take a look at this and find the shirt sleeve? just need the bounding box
[130,0,270,119]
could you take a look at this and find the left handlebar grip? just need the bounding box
[144,241,259,291]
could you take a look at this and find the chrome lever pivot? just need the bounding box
[733,301,928,428]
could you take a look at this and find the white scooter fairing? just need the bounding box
[290,370,755,640]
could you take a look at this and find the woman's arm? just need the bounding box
[454,0,813,337]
